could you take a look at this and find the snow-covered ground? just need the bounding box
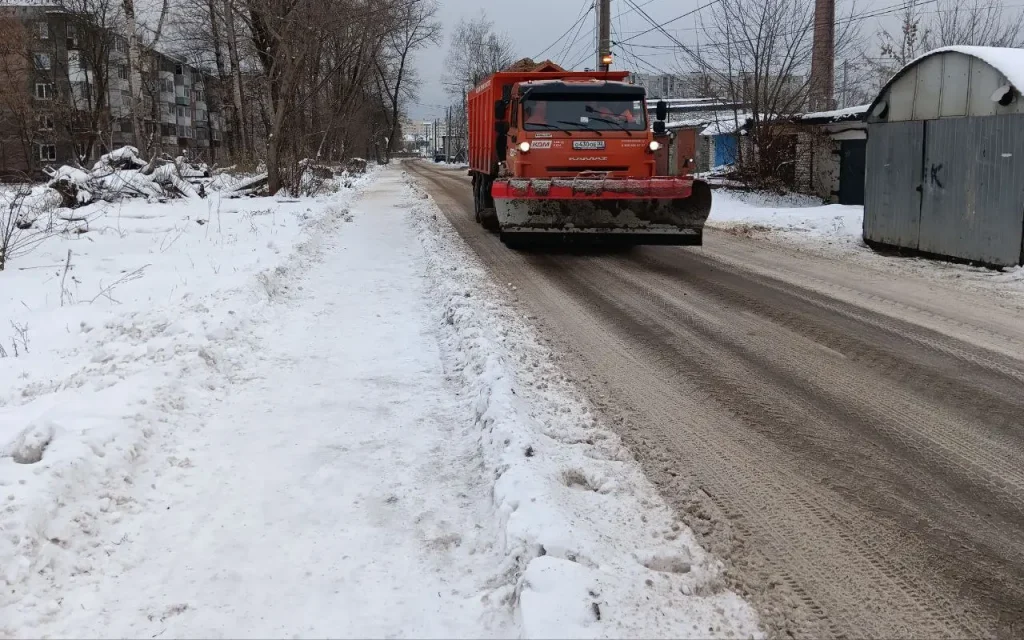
[1,165,761,638]
[707,189,1024,303]
[708,189,863,241]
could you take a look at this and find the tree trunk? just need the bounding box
[385,49,409,160]
[224,0,247,158]
[206,0,230,154]
[122,0,145,152]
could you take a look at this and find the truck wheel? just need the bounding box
[480,207,500,233]
[471,177,482,222]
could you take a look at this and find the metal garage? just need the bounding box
[863,46,1024,267]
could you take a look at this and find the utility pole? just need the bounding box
[597,0,611,72]
[446,106,452,161]
[810,0,836,110]
[842,59,849,108]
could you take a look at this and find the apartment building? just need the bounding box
[0,3,224,177]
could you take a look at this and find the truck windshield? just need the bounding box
[522,96,647,132]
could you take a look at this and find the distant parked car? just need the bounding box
[433,153,446,163]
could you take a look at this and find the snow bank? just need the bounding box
[0,166,379,626]
[706,188,1024,301]
[709,189,863,241]
[404,172,762,639]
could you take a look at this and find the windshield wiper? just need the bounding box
[584,115,635,136]
[525,122,573,136]
[557,120,602,136]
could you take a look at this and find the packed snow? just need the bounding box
[406,170,761,639]
[706,189,1024,301]
[709,189,862,240]
[1,164,762,638]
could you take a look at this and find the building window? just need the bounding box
[162,78,173,93]
[34,53,51,70]
[174,64,183,76]
[212,129,221,142]
[38,114,54,130]
[167,102,174,115]
[39,144,56,162]
[194,89,204,103]
[75,143,89,160]
[35,83,53,99]
[115,38,127,53]
[118,64,129,80]
[176,105,186,118]
[38,22,48,39]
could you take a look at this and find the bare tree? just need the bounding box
[375,0,440,160]
[682,0,860,185]
[442,12,516,97]
[121,0,145,150]
[924,0,1024,48]
[222,0,248,157]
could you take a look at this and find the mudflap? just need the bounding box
[493,183,711,247]
[480,208,500,232]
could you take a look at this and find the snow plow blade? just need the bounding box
[491,177,712,246]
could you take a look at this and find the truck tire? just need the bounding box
[472,177,482,223]
[480,207,500,232]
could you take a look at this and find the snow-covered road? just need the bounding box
[3,166,760,638]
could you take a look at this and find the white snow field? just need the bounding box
[1,164,761,639]
[707,189,1024,303]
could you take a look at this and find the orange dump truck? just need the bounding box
[467,61,711,248]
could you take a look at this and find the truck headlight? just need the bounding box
[648,140,661,152]
[518,141,531,153]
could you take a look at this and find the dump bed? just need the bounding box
[467,70,630,176]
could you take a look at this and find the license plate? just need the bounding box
[573,140,605,150]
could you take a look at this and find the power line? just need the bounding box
[533,0,593,60]
[616,0,724,46]
[614,0,948,60]
[558,3,598,66]
[561,0,675,68]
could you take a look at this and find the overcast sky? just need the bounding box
[408,0,909,122]
[408,0,699,121]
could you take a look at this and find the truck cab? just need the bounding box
[501,79,662,179]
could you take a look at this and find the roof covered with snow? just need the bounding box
[915,46,1024,92]
[799,104,869,124]
[866,45,1024,122]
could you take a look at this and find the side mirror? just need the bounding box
[494,99,505,120]
[501,84,512,102]
[653,120,666,134]
[495,120,509,135]
[655,100,667,122]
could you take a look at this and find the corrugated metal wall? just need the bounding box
[864,121,925,248]
[864,114,1024,266]
[919,114,1024,265]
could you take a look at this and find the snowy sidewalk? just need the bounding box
[6,171,513,638]
[5,165,761,639]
